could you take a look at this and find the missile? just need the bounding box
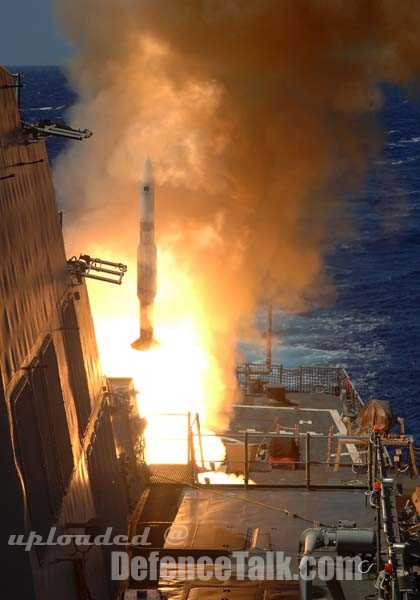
[131,155,157,351]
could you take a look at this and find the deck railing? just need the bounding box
[191,430,374,489]
[191,431,417,488]
[146,412,418,489]
[236,363,363,410]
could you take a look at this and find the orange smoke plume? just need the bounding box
[54,1,420,437]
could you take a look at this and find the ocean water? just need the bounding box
[16,66,420,438]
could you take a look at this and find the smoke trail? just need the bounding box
[54,0,420,429]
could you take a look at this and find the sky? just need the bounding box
[0,0,73,66]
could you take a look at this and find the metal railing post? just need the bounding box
[326,426,334,466]
[187,411,196,484]
[305,433,311,489]
[196,412,205,468]
[244,431,249,488]
[368,437,373,490]
[187,412,191,465]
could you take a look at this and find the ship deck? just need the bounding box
[158,487,376,599]
[131,368,419,599]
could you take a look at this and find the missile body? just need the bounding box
[131,156,157,350]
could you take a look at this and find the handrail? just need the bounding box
[236,363,364,413]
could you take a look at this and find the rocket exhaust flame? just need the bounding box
[131,155,158,351]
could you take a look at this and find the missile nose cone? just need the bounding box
[141,155,153,184]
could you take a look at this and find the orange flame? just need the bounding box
[87,244,232,467]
